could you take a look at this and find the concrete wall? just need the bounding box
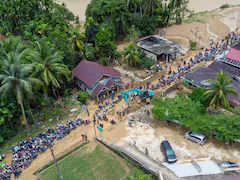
[144,51,157,61]
[77,80,92,95]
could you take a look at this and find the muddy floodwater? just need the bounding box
[61,0,91,21]
[188,0,240,13]
[116,109,240,164]
[60,0,240,21]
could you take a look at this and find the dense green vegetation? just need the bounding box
[0,0,85,68]
[84,0,190,66]
[0,35,72,144]
[0,0,84,145]
[152,72,240,143]
[151,95,240,143]
[86,0,189,40]
[39,144,153,180]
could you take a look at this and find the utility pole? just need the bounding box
[48,142,63,180]
[93,121,97,138]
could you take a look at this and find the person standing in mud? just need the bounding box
[85,107,90,116]
[147,109,150,117]
[145,148,148,155]
[126,108,130,114]
[85,134,88,142]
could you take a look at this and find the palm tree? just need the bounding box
[164,0,187,37]
[143,0,162,16]
[169,0,187,24]
[127,0,143,18]
[68,28,85,51]
[0,36,24,56]
[122,41,141,67]
[0,51,42,133]
[203,70,238,109]
[31,42,71,98]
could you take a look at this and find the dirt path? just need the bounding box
[13,56,221,180]
[17,98,130,180]
[8,8,240,180]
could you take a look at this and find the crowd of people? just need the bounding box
[0,115,92,179]
[0,94,124,179]
[149,30,240,90]
[0,30,239,180]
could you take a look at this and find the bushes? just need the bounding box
[141,57,153,69]
[99,57,110,66]
[78,91,88,103]
[133,172,153,180]
[84,45,97,61]
[220,4,230,9]
[151,95,240,142]
[188,88,208,108]
[190,40,197,50]
[95,28,117,58]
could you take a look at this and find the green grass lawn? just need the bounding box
[39,144,152,180]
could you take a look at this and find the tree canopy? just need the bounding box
[0,0,82,67]
[203,70,238,109]
[151,95,240,142]
[86,0,172,40]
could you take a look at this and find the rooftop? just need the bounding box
[226,48,240,62]
[184,61,240,107]
[72,60,120,88]
[137,36,179,55]
[92,80,124,96]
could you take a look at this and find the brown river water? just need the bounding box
[61,0,240,21]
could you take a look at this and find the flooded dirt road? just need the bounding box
[117,109,240,164]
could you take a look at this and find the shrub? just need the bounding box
[99,57,110,66]
[188,88,208,108]
[220,4,230,9]
[141,56,153,69]
[133,172,153,180]
[78,91,88,103]
[229,107,240,116]
[84,45,96,61]
[190,40,197,50]
[113,51,122,60]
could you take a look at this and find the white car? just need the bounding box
[184,131,206,145]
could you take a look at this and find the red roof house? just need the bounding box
[73,60,124,98]
[226,48,240,62]
[221,42,240,68]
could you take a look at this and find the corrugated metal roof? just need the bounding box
[116,80,124,85]
[92,84,104,96]
[184,62,240,107]
[105,80,114,88]
[226,48,240,62]
[72,60,120,88]
[92,80,124,97]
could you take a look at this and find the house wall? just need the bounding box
[76,77,123,97]
[144,51,157,61]
[77,80,92,95]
